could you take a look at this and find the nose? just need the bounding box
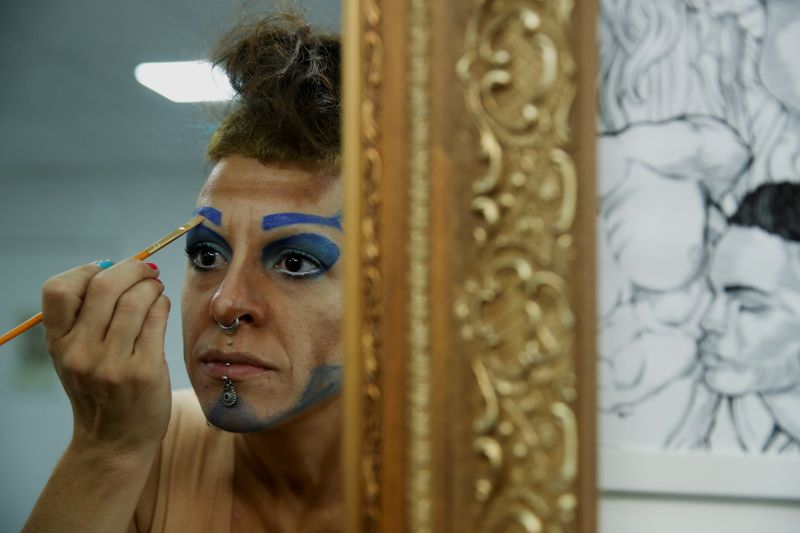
[699,292,743,365]
[700,292,728,336]
[209,260,268,328]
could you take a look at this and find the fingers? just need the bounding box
[75,259,160,342]
[134,295,171,364]
[104,278,165,357]
[42,262,109,343]
[40,259,174,456]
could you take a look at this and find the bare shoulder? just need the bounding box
[132,388,234,532]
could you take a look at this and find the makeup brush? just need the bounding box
[0,214,205,346]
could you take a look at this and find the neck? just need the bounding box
[234,395,342,503]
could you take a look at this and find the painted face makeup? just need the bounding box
[181,158,344,434]
[184,224,232,272]
[207,364,342,432]
[262,212,342,232]
[185,215,341,279]
[194,206,223,226]
[262,233,340,279]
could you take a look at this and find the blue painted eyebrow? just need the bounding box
[194,206,222,226]
[262,212,342,232]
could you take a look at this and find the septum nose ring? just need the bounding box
[217,317,239,334]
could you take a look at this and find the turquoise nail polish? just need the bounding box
[94,259,114,269]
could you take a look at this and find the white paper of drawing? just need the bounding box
[597,0,800,483]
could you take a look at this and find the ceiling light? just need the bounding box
[134,61,235,103]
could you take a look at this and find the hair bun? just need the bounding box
[208,11,340,166]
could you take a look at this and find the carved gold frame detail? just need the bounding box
[344,0,597,531]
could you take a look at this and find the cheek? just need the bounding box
[311,312,343,362]
[303,293,343,364]
[180,289,199,362]
[180,277,214,353]
[737,311,799,360]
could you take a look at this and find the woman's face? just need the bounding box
[181,155,343,432]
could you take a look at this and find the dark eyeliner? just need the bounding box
[262,233,340,278]
[275,248,325,278]
[185,225,233,270]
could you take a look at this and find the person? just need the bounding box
[597,0,800,452]
[597,115,750,448]
[671,182,800,452]
[599,0,800,203]
[23,11,344,532]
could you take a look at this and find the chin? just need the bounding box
[198,364,344,432]
[204,396,294,433]
[704,370,756,397]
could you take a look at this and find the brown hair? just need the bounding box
[207,11,340,168]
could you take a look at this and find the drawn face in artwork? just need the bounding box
[699,226,800,396]
[181,155,343,432]
[759,0,800,113]
[702,0,763,22]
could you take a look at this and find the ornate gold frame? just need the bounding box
[343,0,597,531]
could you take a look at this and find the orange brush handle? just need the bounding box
[0,214,204,347]
[0,314,42,345]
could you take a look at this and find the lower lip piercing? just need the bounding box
[220,362,238,407]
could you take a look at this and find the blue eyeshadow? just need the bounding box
[262,233,340,271]
[185,224,232,258]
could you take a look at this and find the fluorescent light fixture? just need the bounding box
[134,60,235,103]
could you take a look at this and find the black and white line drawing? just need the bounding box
[598,0,800,454]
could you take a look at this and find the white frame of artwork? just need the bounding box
[600,450,800,501]
[595,0,800,505]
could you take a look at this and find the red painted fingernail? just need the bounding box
[146,262,158,270]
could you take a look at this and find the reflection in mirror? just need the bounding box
[0,2,341,530]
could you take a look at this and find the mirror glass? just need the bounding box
[0,1,340,529]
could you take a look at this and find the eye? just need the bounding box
[738,301,770,314]
[733,294,770,314]
[273,250,324,278]
[186,243,228,272]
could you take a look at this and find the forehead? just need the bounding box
[198,155,341,213]
[710,226,798,292]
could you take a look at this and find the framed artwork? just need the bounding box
[596,0,800,501]
[342,0,597,531]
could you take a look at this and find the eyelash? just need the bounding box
[186,243,229,272]
[186,243,325,279]
[271,248,325,279]
[737,301,769,314]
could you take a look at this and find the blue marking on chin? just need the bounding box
[204,364,343,433]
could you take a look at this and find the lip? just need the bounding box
[697,337,724,366]
[698,349,738,370]
[199,350,277,380]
